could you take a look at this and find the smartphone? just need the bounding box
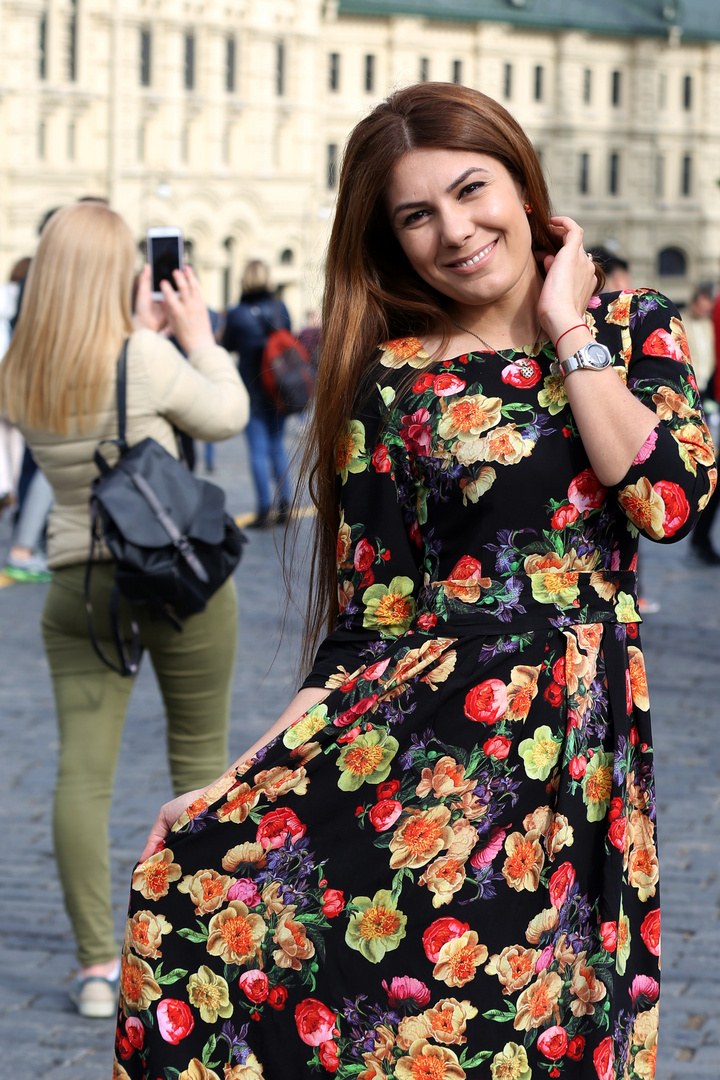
[147,227,184,301]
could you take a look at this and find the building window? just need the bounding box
[67,120,75,160]
[681,154,692,196]
[683,74,692,110]
[608,152,620,195]
[419,57,430,82]
[611,70,621,106]
[364,54,375,93]
[184,33,195,90]
[280,248,294,265]
[329,52,340,91]
[503,63,512,99]
[38,120,46,160]
[452,59,462,84]
[276,41,285,96]
[39,14,47,80]
[138,123,146,162]
[534,65,543,101]
[226,37,236,93]
[327,143,338,189]
[140,29,151,87]
[655,154,665,197]
[658,247,686,276]
[583,68,592,104]
[659,73,666,108]
[579,153,590,195]
[68,0,77,82]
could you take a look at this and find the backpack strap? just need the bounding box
[84,500,142,677]
[116,339,129,452]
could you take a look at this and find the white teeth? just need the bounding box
[454,241,495,268]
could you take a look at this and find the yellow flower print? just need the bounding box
[419,855,468,908]
[283,702,329,749]
[362,576,417,636]
[178,1062,221,1080]
[272,907,316,970]
[186,965,234,1023]
[606,291,633,325]
[131,848,182,902]
[124,910,172,960]
[490,1041,532,1080]
[437,392,503,441]
[525,906,558,945]
[119,953,162,1015]
[345,889,407,962]
[178,869,231,916]
[336,727,399,792]
[206,901,267,966]
[460,466,497,504]
[513,970,563,1030]
[537,372,569,415]
[502,831,545,892]
[505,663,542,723]
[615,591,640,623]
[569,954,607,1017]
[415,756,476,800]
[672,421,715,475]
[421,649,458,691]
[221,842,266,874]
[224,1056,265,1080]
[480,424,535,466]
[252,764,309,802]
[335,419,367,484]
[485,945,540,996]
[581,751,613,822]
[396,1013,433,1051]
[422,998,478,1046]
[617,476,666,539]
[433,930,488,988]
[628,645,650,711]
[616,902,631,976]
[394,1041,466,1080]
[652,385,701,421]
[379,337,431,369]
[518,726,562,781]
[215,782,260,825]
[389,805,454,870]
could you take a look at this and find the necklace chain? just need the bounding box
[448,316,545,378]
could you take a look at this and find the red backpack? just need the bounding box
[260,327,315,415]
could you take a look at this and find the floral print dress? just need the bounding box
[115,290,715,1080]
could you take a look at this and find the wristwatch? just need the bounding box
[550,341,613,378]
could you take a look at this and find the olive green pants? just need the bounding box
[41,563,238,966]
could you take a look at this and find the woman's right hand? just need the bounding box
[138,787,205,863]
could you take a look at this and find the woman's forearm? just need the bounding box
[227,686,329,773]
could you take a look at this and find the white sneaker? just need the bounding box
[70,971,120,1019]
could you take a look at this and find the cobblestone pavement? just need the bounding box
[1,429,719,1079]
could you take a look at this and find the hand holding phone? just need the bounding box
[147,227,184,301]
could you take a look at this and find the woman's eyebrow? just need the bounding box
[391,166,491,220]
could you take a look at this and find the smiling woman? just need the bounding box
[115,83,714,1080]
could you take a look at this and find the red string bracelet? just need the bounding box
[554,323,588,353]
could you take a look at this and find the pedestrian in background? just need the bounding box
[0,201,249,1018]
[689,281,720,562]
[223,259,293,528]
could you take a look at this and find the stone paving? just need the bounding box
[0,429,719,1079]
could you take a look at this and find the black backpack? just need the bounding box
[85,341,245,676]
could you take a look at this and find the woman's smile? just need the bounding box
[446,238,498,271]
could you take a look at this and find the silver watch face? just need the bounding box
[577,342,612,369]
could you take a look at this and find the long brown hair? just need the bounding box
[298,82,604,671]
[0,202,135,434]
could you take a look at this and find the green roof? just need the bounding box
[337,0,720,41]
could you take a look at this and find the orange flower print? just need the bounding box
[418,855,468,908]
[502,831,545,892]
[221,842,266,873]
[389,806,454,870]
[569,955,607,1016]
[178,869,232,916]
[433,930,489,988]
[272,908,316,970]
[627,645,650,711]
[206,901,267,966]
[415,756,476,799]
[216,782,260,825]
[504,664,542,723]
[119,953,162,1015]
[513,970,563,1031]
[485,945,540,995]
[422,998,478,1046]
[394,1041,466,1080]
[124,910,172,960]
[617,477,665,539]
[252,765,309,802]
[437,392,503,441]
[672,421,715,474]
[379,337,431,369]
[525,906,559,946]
[605,292,633,325]
[131,848,182,902]
[651,385,701,421]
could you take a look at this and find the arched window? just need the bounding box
[280,248,294,265]
[223,237,235,309]
[657,247,687,277]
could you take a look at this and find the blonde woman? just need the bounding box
[0,202,249,1017]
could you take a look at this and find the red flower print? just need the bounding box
[125,1017,144,1050]
[413,373,435,394]
[157,999,195,1045]
[569,755,587,779]
[337,725,361,744]
[368,799,403,832]
[483,735,511,760]
[268,985,288,1010]
[409,520,422,547]
[643,327,683,361]
[608,796,623,821]
[549,862,576,909]
[417,612,437,629]
[339,676,359,692]
[353,539,375,571]
[501,358,542,388]
[239,969,269,1004]
[333,694,379,728]
[626,622,638,639]
[552,657,566,686]
[653,480,690,537]
[593,1035,615,1080]
[318,1039,340,1073]
[321,889,345,918]
[640,908,661,956]
[371,443,391,473]
[537,1025,568,1061]
[544,681,564,707]
[400,408,432,456]
[630,974,660,1005]
[551,503,580,530]
[295,998,337,1046]
[377,779,401,800]
[382,976,431,1008]
[359,569,375,587]
[422,917,470,962]
[464,678,508,724]
[608,817,626,851]
[470,826,506,868]
[116,1033,133,1060]
[432,372,466,396]
[364,658,390,681]
[256,807,306,850]
[567,1034,585,1060]
[568,468,607,512]
[600,921,617,952]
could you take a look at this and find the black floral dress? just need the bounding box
[114,291,715,1080]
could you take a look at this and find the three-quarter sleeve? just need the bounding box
[301,384,423,690]
[607,289,716,543]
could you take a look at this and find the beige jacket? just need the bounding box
[21,329,249,569]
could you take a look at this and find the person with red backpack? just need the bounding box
[222,260,297,529]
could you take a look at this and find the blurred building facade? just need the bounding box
[0,0,719,320]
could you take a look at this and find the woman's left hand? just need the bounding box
[536,216,598,345]
[133,264,168,334]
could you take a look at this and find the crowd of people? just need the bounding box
[0,80,717,1080]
